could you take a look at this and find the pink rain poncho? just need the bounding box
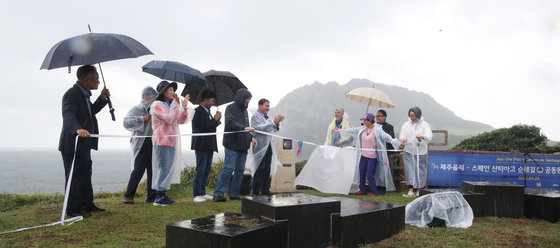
[150,99,193,191]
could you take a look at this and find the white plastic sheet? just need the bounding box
[294,145,357,194]
[405,191,474,228]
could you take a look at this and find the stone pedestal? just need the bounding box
[462,181,525,218]
[329,197,405,248]
[420,188,485,217]
[228,173,252,196]
[166,212,288,248]
[242,193,340,248]
[524,189,560,223]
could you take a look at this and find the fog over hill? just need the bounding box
[267,79,494,159]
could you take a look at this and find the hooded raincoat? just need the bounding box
[222,88,253,151]
[399,117,433,188]
[341,124,401,192]
[123,87,157,170]
[150,98,192,191]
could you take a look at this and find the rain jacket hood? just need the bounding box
[234,88,251,110]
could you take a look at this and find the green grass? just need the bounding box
[1,166,560,247]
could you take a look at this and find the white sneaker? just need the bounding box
[193,196,206,203]
[415,191,419,197]
[403,191,415,197]
[202,194,213,200]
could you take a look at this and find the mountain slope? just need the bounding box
[268,79,493,158]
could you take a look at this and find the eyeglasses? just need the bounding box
[375,115,384,118]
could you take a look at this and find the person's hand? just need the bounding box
[399,144,405,150]
[334,141,342,147]
[171,93,179,104]
[181,94,190,108]
[332,128,340,133]
[274,114,286,124]
[252,137,258,148]
[416,135,423,141]
[245,127,255,132]
[402,138,408,143]
[76,129,90,138]
[214,111,222,120]
[142,115,151,122]
[100,88,110,99]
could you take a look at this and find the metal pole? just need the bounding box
[88,24,116,121]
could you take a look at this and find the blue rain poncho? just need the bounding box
[123,87,158,170]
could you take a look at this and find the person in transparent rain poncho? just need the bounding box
[334,113,401,196]
[399,107,433,197]
[150,81,193,206]
[324,108,353,147]
[122,86,158,204]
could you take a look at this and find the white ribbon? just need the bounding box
[1,136,83,235]
[2,128,404,235]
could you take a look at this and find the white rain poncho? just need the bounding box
[123,87,157,170]
[399,117,432,188]
[341,124,401,192]
[150,99,194,191]
[405,191,474,228]
[245,110,280,176]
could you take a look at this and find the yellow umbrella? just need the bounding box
[345,87,395,109]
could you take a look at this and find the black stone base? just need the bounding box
[166,212,288,248]
[420,188,485,217]
[328,197,405,248]
[524,188,560,223]
[462,181,525,218]
[228,174,252,196]
[242,193,340,248]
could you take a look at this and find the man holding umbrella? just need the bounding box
[59,65,110,217]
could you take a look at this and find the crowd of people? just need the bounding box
[328,107,433,197]
[59,65,431,217]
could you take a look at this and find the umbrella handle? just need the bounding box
[107,97,116,121]
[88,24,116,121]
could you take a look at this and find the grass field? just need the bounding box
[1,185,559,248]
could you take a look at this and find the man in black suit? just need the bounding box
[191,90,222,202]
[59,65,110,217]
[375,109,395,194]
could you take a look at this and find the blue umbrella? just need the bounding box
[142,60,207,86]
[40,32,153,72]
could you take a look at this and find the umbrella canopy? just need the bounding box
[142,60,207,86]
[181,70,246,106]
[40,32,153,71]
[345,87,394,108]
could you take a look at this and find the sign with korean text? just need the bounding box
[428,152,560,189]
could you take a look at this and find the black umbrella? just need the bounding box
[181,70,246,106]
[40,30,153,121]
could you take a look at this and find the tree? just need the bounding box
[453,124,559,153]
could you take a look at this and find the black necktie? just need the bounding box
[264,115,269,120]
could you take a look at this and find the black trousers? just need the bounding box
[124,138,155,201]
[62,150,93,214]
[252,144,272,195]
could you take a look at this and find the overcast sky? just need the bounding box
[1,0,559,149]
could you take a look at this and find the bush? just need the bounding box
[453,124,558,153]
[295,160,307,176]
